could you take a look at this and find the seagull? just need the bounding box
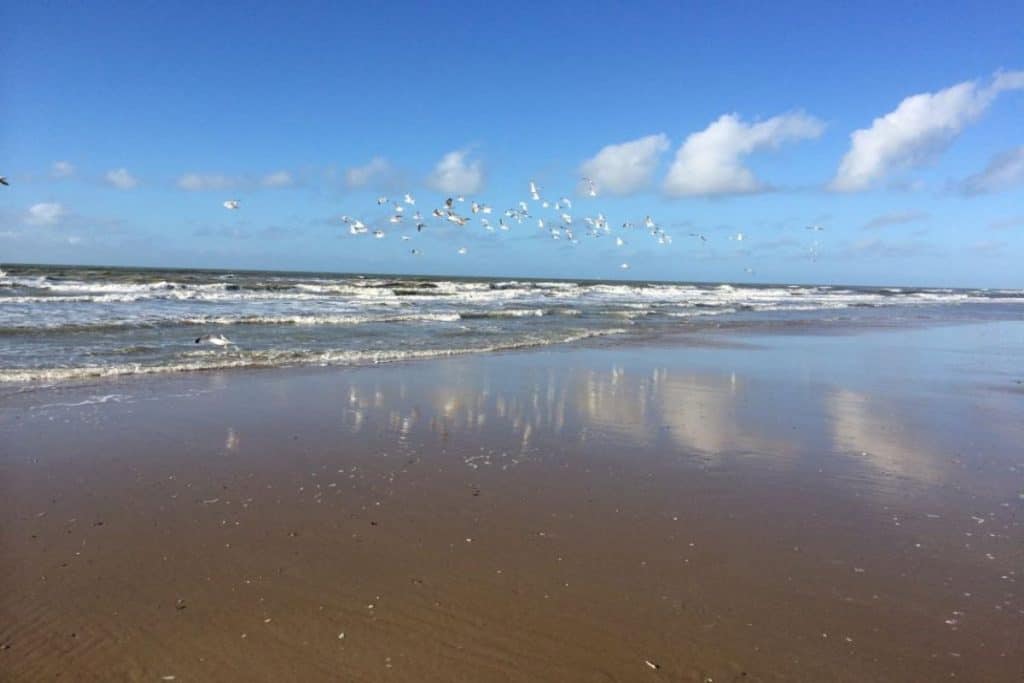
[446,212,469,226]
[373,230,385,239]
[445,197,454,210]
[615,237,624,247]
[457,247,467,255]
[410,248,421,255]
[403,193,415,205]
[432,208,444,218]
[195,334,235,346]
[730,232,744,241]
[559,197,572,209]
[376,196,388,205]
[806,224,825,231]
[389,214,403,223]
[529,180,540,201]
[401,235,411,241]
[0,176,8,186]
[416,222,427,232]
[582,177,597,197]
[499,219,510,231]
[688,232,707,242]
[393,204,404,214]
[349,223,368,235]
[644,216,655,230]
[223,200,240,210]
[620,263,630,270]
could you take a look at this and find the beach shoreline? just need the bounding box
[2,323,1023,681]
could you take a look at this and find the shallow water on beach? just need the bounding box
[1,321,1022,681]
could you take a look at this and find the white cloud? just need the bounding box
[663,112,824,196]
[960,146,1024,195]
[26,202,66,226]
[344,157,391,188]
[579,133,670,195]
[261,170,294,188]
[51,161,75,178]
[831,71,1024,191]
[177,173,238,191]
[105,168,138,189]
[427,149,485,195]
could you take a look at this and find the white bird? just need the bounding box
[644,216,655,229]
[373,230,385,239]
[457,247,467,255]
[615,237,624,246]
[446,212,469,226]
[529,180,540,201]
[403,193,415,205]
[499,219,510,231]
[538,218,545,229]
[559,197,572,209]
[620,263,630,270]
[394,204,404,214]
[195,334,235,346]
[471,201,481,214]
[560,213,572,224]
[223,200,240,210]
[401,235,411,241]
[456,196,465,202]
[583,177,597,197]
[376,196,388,205]
[349,223,367,235]
[410,248,421,255]
[389,214,403,223]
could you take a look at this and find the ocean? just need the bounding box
[2,263,1022,384]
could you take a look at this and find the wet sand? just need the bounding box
[2,322,1023,681]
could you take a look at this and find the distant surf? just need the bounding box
[1,264,1022,384]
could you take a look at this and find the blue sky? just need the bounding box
[2,1,1023,286]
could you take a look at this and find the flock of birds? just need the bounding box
[219,176,828,272]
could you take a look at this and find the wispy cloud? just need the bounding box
[989,215,1024,230]
[579,133,670,196]
[831,70,1024,191]
[177,173,238,191]
[261,170,294,188]
[427,149,485,195]
[966,239,1006,256]
[51,161,75,178]
[663,112,824,197]
[104,168,139,189]
[862,210,929,230]
[25,202,66,226]
[959,145,1024,195]
[344,157,392,189]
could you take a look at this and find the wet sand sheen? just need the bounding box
[2,323,1023,681]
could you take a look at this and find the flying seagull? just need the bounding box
[223,200,240,210]
[0,177,8,186]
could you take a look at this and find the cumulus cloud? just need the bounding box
[831,70,1024,191]
[26,202,66,226]
[261,170,294,188]
[959,146,1024,195]
[427,149,485,194]
[51,161,75,178]
[663,112,824,196]
[863,210,928,230]
[579,133,670,195]
[177,173,237,191]
[104,168,138,189]
[344,157,392,188]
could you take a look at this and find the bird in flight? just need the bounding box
[223,199,240,210]
[0,176,9,186]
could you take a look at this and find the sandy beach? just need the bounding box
[2,322,1022,681]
